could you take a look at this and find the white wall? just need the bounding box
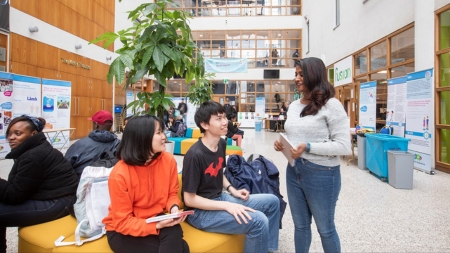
[302,0,414,66]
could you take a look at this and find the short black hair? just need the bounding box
[116,115,164,165]
[194,101,225,133]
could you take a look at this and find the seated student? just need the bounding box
[65,110,121,179]
[168,115,186,137]
[278,107,287,120]
[182,101,280,253]
[226,113,244,147]
[166,115,175,130]
[103,115,189,253]
[0,115,78,253]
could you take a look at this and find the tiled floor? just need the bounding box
[2,129,450,252]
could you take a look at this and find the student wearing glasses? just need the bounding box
[274,57,351,253]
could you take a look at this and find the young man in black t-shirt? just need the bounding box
[182,101,280,253]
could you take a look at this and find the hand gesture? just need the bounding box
[274,140,284,151]
[231,188,249,201]
[225,203,255,224]
[155,214,186,229]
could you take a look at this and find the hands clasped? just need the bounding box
[274,140,306,160]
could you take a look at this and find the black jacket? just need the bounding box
[225,154,287,228]
[65,130,120,179]
[0,132,78,204]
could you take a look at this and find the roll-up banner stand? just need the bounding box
[405,69,433,174]
[359,81,377,131]
[386,76,407,137]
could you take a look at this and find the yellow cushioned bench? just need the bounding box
[18,175,245,253]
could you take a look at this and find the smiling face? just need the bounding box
[7,121,36,149]
[295,65,308,94]
[151,121,166,154]
[201,113,228,137]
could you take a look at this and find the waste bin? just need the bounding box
[357,135,366,170]
[387,151,414,189]
[255,120,262,131]
[365,134,410,181]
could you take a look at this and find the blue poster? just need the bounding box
[386,76,407,137]
[126,90,134,117]
[205,58,248,73]
[359,81,377,131]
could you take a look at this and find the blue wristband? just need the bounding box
[306,143,311,152]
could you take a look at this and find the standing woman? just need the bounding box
[0,115,78,253]
[274,57,351,253]
[103,115,189,253]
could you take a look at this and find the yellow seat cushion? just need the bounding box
[226,146,243,156]
[181,138,198,155]
[191,128,202,139]
[18,215,77,253]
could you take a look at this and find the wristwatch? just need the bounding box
[305,143,311,152]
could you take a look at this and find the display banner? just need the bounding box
[126,90,134,117]
[171,97,196,128]
[205,58,248,73]
[42,79,72,150]
[386,76,407,137]
[358,81,377,131]
[0,71,13,158]
[237,112,255,128]
[12,74,41,118]
[334,56,353,87]
[405,69,433,173]
[254,96,265,119]
[0,0,9,32]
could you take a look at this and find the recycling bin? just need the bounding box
[357,135,366,170]
[387,151,414,189]
[255,120,262,131]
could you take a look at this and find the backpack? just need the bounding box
[174,121,187,137]
[55,151,118,247]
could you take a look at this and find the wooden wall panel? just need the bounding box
[60,5,77,36]
[0,34,7,70]
[59,50,78,75]
[10,0,39,17]
[9,34,38,66]
[38,0,61,28]
[37,43,59,70]
[9,61,38,77]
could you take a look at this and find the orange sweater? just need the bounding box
[102,152,180,236]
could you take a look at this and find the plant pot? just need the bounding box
[165,141,175,154]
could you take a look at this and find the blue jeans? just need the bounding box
[286,158,341,253]
[186,192,280,253]
[0,194,76,253]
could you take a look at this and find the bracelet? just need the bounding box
[226,184,233,192]
[305,143,311,152]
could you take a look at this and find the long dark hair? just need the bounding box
[296,57,335,117]
[116,115,164,166]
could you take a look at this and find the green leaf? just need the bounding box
[153,46,164,72]
[119,54,134,69]
[131,66,150,83]
[142,46,155,68]
[108,58,126,85]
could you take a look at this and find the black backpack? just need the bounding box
[90,151,118,168]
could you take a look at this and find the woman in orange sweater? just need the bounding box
[103,115,189,253]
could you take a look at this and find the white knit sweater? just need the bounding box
[284,97,351,167]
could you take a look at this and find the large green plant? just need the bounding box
[91,0,208,119]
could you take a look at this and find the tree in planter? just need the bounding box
[91,0,210,120]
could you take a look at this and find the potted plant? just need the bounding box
[91,0,210,120]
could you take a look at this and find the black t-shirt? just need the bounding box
[182,138,227,210]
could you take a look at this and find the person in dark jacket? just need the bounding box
[226,114,244,147]
[0,115,78,253]
[65,110,120,179]
[168,115,186,137]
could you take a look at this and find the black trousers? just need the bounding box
[0,195,76,253]
[106,224,189,253]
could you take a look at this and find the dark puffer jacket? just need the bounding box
[0,132,78,204]
[64,130,120,179]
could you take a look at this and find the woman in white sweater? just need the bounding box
[274,57,351,253]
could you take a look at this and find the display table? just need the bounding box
[264,119,285,132]
[42,128,75,151]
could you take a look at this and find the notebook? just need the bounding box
[146,210,194,223]
[279,133,296,167]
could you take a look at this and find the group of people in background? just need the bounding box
[0,57,350,253]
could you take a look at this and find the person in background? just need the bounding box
[182,101,280,253]
[65,110,120,180]
[177,99,188,124]
[103,115,189,253]
[226,113,244,147]
[0,115,78,253]
[274,57,351,253]
[169,115,186,137]
[166,115,175,130]
[123,116,132,131]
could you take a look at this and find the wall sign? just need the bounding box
[333,56,353,87]
[61,58,91,70]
